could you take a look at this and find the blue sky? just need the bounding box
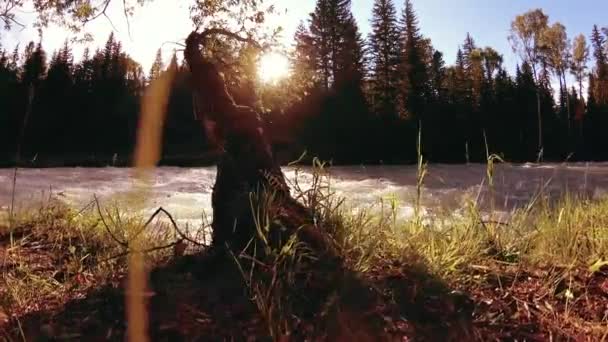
[382,0,607,71]
[260,0,606,73]
[1,0,606,74]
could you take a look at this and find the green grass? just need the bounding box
[330,192,608,277]
[0,197,192,320]
[2,163,608,340]
[243,160,608,339]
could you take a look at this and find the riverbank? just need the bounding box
[1,183,607,340]
[0,153,222,168]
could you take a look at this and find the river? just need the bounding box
[2,163,608,225]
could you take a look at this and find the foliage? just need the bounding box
[6,162,608,339]
[570,34,589,98]
[508,8,549,156]
[368,0,400,118]
[1,3,608,165]
[398,0,428,120]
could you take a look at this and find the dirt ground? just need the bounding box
[1,224,607,341]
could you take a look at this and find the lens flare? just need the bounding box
[258,52,290,84]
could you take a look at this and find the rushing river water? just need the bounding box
[2,163,608,225]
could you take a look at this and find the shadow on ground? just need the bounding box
[3,249,475,341]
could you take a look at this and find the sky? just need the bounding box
[1,0,606,76]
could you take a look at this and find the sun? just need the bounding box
[258,52,290,84]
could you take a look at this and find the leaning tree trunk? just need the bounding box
[183,31,334,256]
[179,31,475,341]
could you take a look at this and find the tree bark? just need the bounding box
[531,64,543,161]
[183,31,334,256]
[562,71,571,140]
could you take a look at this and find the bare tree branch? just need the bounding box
[103,11,119,32]
[82,0,113,25]
[98,205,210,263]
[161,40,186,48]
[93,195,129,248]
[144,207,207,246]
[1,0,26,30]
[101,241,179,263]
[190,27,264,49]
[122,0,132,40]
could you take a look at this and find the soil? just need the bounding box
[2,225,606,341]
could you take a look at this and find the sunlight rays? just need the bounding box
[258,52,290,84]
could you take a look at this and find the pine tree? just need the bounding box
[59,40,74,72]
[42,42,76,153]
[300,0,374,162]
[333,0,355,78]
[309,0,331,90]
[46,48,73,90]
[308,0,355,90]
[17,42,48,154]
[587,72,596,110]
[462,34,484,109]
[590,25,608,105]
[0,46,8,75]
[334,15,373,162]
[102,32,116,78]
[74,48,93,91]
[515,62,539,159]
[590,25,607,77]
[462,33,477,71]
[337,14,366,84]
[468,49,486,104]
[0,42,6,69]
[585,70,606,159]
[9,45,19,73]
[0,40,20,154]
[21,42,47,87]
[168,52,178,73]
[428,50,446,101]
[368,0,400,117]
[440,50,470,161]
[451,48,468,105]
[72,48,95,153]
[491,68,517,157]
[149,48,164,81]
[398,0,428,119]
[477,48,504,156]
[291,22,317,93]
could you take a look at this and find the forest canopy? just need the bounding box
[1,0,608,166]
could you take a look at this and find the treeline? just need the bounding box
[0,34,214,166]
[0,34,145,163]
[288,0,608,163]
[1,0,608,166]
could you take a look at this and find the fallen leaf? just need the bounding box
[589,259,608,274]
